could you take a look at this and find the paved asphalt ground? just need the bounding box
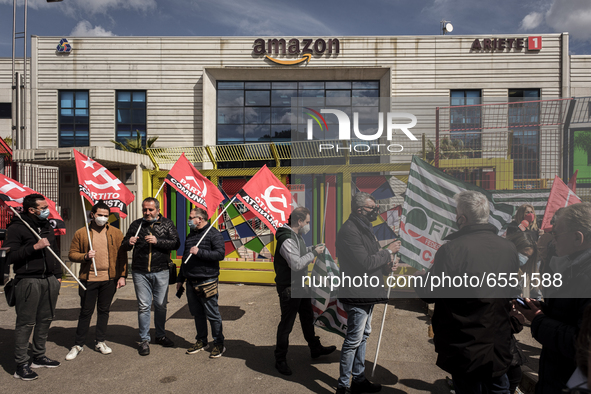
[0,280,542,393]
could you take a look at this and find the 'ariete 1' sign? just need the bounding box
[471,36,542,51]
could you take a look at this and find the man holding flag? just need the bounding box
[273,206,336,376]
[5,194,62,380]
[122,197,180,356]
[177,207,226,358]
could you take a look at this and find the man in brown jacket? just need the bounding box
[65,201,128,360]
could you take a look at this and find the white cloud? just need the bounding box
[194,0,336,36]
[545,0,591,41]
[0,0,156,15]
[70,20,115,37]
[520,11,543,30]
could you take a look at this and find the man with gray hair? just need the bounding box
[122,197,180,356]
[516,203,591,393]
[415,190,519,393]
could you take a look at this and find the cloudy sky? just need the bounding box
[1,0,591,57]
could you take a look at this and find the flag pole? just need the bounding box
[183,196,237,264]
[321,182,329,245]
[371,272,395,377]
[80,195,98,277]
[155,181,166,198]
[8,206,86,290]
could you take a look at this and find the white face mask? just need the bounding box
[94,216,109,227]
[518,253,529,266]
[300,223,310,235]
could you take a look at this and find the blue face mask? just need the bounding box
[188,219,197,230]
[143,216,158,223]
[518,253,529,266]
[37,208,50,220]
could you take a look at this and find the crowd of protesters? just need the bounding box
[3,191,591,394]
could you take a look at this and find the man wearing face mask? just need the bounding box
[5,194,62,381]
[335,193,399,394]
[176,208,226,358]
[515,203,591,393]
[122,197,180,356]
[65,201,128,360]
[273,207,336,376]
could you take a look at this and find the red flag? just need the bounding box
[540,175,582,231]
[74,149,135,218]
[165,153,224,219]
[567,170,578,194]
[236,165,291,234]
[0,174,65,235]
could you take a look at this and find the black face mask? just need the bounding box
[362,207,380,222]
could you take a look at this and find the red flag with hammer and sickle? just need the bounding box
[0,173,66,235]
[236,165,291,234]
[74,149,135,218]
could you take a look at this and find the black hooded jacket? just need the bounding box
[178,223,225,282]
[4,213,62,279]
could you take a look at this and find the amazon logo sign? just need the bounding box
[253,38,340,65]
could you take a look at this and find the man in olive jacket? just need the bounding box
[177,207,226,358]
[415,190,518,393]
[5,194,62,381]
[65,201,128,360]
[122,197,180,356]
[335,192,399,394]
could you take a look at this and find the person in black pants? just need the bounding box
[4,194,63,381]
[273,207,336,376]
[65,201,128,360]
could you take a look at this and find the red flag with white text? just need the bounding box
[74,149,135,218]
[236,165,291,234]
[165,153,224,219]
[0,174,66,235]
[541,175,582,231]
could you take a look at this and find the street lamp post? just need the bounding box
[12,0,63,153]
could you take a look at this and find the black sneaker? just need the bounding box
[155,336,174,347]
[138,340,150,356]
[311,344,337,359]
[186,340,208,355]
[351,378,381,394]
[275,360,292,376]
[336,387,351,394]
[209,344,226,358]
[31,356,61,368]
[13,363,39,381]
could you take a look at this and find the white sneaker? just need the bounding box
[65,346,83,361]
[95,341,112,355]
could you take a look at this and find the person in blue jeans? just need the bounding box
[335,193,399,394]
[177,207,226,358]
[122,197,180,356]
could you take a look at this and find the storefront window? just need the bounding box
[450,90,482,158]
[116,91,146,147]
[59,90,89,147]
[509,89,540,179]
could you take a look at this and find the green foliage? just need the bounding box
[111,130,158,155]
[574,130,591,155]
[425,137,470,161]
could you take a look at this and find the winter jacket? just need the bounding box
[415,223,519,378]
[530,248,591,394]
[336,213,392,306]
[122,215,180,273]
[178,223,225,282]
[68,224,128,281]
[4,214,62,279]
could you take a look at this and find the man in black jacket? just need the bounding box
[5,194,62,380]
[415,190,518,394]
[335,193,399,394]
[516,203,591,393]
[177,207,226,358]
[273,207,336,376]
[122,197,180,356]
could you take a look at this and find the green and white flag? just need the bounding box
[400,156,515,270]
[492,189,550,218]
[311,250,347,338]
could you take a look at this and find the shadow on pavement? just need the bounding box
[168,304,245,321]
[221,339,406,394]
[399,378,450,393]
